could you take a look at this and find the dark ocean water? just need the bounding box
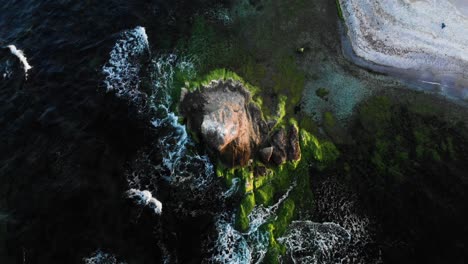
[0,1,230,263]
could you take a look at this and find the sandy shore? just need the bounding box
[339,0,468,100]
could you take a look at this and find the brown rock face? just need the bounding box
[180,80,266,166]
[180,79,301,167]
[287,125,301,161]
[268,125,301,166]
[270,129,288,165]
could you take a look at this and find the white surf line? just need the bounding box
[6,45,32,74]
[420,80,442,86]
[102,26,149,99]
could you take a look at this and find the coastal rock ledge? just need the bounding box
[180,79,300,167]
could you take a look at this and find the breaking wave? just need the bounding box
[278,221,352,264]
[102,27,217,212]
[102,26,149,101]
[126,188,162,215]
[206,183,296,264]
[222,178,241,198]
[5,45,32,76]
[125,53,216,200]
[305,177,382,264]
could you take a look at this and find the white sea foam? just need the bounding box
[102,26,149,100]
[148,54,195,108]
[222,178,241,198]
[1,60,13,80]
[146,54,216,191]
[127,188,162,215]
[124,54,216,216]
[306,178,381,263]
[108,41,279,262]
[206,181,296,263]
[83,250,125,264]
[6,45,32,75]
[278,221,352,264]
[104,34,216,204]
[207,215,252,264]
[314,179,372,245]
[247,181,296,235]
[152,109,189,175]
[148,55,196,175]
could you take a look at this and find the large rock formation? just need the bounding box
[180,80,264,166]
[180,79,301,167]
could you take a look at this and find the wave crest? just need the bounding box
[102,26,149,101]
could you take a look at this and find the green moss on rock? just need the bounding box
[336,0,344,21]
[262,223,286,264]
[182,17,238,72]
[236,193,256,232]
[216,161,238,187]
[273,56,306,114]
[272,198,295,237]
[255,184,275,206]
[300,129,340,170]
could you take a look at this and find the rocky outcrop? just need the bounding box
[269,125,301,166]
[180,79,302,167]
[180,80,267,166]
[270,129,288,166]
[287,125,301,161]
